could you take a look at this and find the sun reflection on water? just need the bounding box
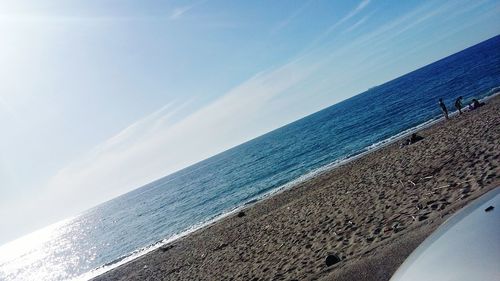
[0,217,78,281]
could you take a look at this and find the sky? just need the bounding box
[0,0,499,245]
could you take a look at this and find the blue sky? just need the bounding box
[0,0,499,244]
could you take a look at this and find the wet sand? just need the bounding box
[94,95,500,281]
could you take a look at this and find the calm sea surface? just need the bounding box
[1,35,500,281]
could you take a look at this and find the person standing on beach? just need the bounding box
[455,96,464,114]
[439,98,449,119]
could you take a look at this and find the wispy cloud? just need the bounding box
[169,6,194,20]
[288,0,490,103]
[326,0,371,34]
[44,58,320,212]
[169,0,207,21]
[342,10,375,34]
[271,0,314,34]
[303,0,371,51]
[352,0,490,52]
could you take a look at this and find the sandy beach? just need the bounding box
[93,95,500,281]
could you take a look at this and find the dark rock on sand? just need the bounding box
[237,211,246,217]
[325,254,341,266]
[418,215,429,221]
[160,244,174,252]
[214,242,228,251]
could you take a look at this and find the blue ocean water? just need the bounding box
[1,35,500,281]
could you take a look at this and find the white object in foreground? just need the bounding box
[390,187,500,281]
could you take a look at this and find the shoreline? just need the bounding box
[93,95,500,281]
[85,91,497,280]
[79,108,445,280]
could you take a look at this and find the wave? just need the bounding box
[482,86,500,100]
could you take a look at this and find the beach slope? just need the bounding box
[94,95,500,281]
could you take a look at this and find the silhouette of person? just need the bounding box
[470,98,485,110]
[409,133,423,144]
[439,98,449,119]
[454,96,464,114]
[400,133,424,147]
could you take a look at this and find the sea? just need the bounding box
[1,35,500,281]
